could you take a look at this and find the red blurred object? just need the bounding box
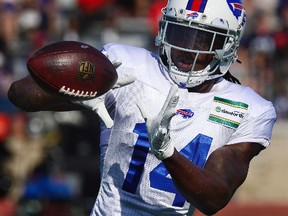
[274,31,288,50]
[148,0,167,36]
[0,113,11,142]
[0,198,16,216]
[77,0,114,14]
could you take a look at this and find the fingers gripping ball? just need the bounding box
[27,41,118,100]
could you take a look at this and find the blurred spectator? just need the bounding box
[241,9,276,99]
[274,93,288,119]
[272,0,288,119]
[76,0,116,38]
[115,0,149,16]
[62,17,80,41]
[3,113,51,202]
[19,0,60,53]
[0,37,15,114]
[0,0,19,51]
[252,0,279,13]
[100,12,120,44]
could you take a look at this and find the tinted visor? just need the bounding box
[164,22,226,52]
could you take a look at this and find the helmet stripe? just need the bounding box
[186,0,208,13]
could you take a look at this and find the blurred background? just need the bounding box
[0,0,287,215]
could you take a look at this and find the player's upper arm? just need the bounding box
[204,142,263,194]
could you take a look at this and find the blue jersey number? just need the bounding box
[122,123,212,207]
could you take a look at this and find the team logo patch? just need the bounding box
[78,61,96,81]
[176,109,194,119]
[226,0,244,20]
[208,96,248,129]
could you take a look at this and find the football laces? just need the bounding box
[59,86,97,99]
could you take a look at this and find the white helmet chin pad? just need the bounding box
[169,66,209,88]
[156,0,246,88]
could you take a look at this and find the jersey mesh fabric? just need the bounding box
[90,43,276,216]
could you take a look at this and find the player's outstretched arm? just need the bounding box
[163,141,263,215]
[8,75,81,112]
[8,73,136,128]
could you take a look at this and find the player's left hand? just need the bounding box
[73,73,136,128]
[137,84,179,160]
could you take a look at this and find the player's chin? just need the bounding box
[175,62,192,72]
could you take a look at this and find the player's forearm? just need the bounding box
[163,150,232,215]
[8,76,80,112]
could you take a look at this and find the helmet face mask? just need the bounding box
[156,0,246,88]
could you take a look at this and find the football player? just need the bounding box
[8,0,276,215]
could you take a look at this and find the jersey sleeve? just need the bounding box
[227,93,277,148]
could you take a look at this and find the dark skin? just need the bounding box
[8,75,264,215]
[164,143,263,215]
[8,76,81,112]
[171,48,214,72]
[163,49,264,215]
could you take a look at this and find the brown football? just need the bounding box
[27,41,118,100]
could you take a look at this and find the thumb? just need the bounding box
[113,75,137,89]
[136,100,153,121]
[159,84,179,126]
[93,101,114,128]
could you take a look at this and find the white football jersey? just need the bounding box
[91,43,276,216]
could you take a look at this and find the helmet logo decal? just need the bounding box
[226,0,244,20]
[186,0,208,13]
[187,12,199,19]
